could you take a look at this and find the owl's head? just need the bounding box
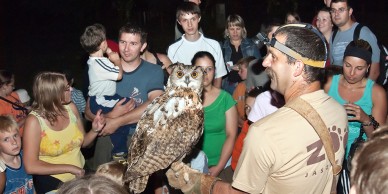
[167,63,203,93]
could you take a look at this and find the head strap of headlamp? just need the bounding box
[258,23,328,68]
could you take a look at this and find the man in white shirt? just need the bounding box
[168,1,227,88]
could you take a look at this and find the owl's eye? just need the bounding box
[176,71,184,78]
[191,71,199,78]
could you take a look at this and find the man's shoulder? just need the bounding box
[168,37,184,48]
[140,60,163,71]
[202,36,221,46]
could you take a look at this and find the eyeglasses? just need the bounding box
[64,85,71,92]
[330,8,349,14]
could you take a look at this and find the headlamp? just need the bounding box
[258,23,327,68]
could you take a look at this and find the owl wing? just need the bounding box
[125,90,203,193]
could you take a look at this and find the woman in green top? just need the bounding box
[192,51,238,177]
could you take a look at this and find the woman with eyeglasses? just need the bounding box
[192,51,238,177]
[324,39,387,193]
[23,72,106,194]
[0,70,28,135]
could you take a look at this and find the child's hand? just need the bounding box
[106,47,112,54]
[108,51,121,66]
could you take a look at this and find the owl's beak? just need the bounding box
[185,75,190,86]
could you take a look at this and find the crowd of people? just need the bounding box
[0,0,387,193]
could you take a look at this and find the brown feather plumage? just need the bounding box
[125,64,204,193]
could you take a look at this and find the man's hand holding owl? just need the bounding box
[166,162,221,194]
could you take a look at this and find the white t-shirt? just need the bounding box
[168,33,227,79]
[248,91,279,122]
[88,57,120,97]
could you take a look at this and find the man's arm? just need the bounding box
[213,181,247,194]
[166,162,246,194]
[99,89,163,136]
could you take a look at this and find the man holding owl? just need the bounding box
[166,24,348,193]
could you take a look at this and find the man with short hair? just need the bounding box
[98,23,164,135]
[174,0,202,40]
[166,24,348,194]
[330,0,380,80]
[168,2,227,88]
[85,23,164,167]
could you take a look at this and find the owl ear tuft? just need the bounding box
[168,62,183,72]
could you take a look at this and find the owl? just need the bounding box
[125,63,204,193]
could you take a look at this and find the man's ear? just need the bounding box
[198,16,201,23]
[293,60,304,77]
[349,8,353,17]
[177,19,181,26]
[100,40,107,51]
[140,42,147,53]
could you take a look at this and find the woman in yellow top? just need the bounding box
[23,72,105,194]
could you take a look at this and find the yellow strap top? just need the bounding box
[30,105,85,182]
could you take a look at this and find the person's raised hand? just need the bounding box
[107,51,120,66]
[92,109,106,134]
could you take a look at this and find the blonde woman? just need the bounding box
[23,72,105,193]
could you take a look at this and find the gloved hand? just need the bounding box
[166,162,220,194]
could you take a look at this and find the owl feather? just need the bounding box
[125,63,204,193]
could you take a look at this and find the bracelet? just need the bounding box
[362,115,380,129]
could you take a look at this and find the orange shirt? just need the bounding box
[231,120,249,170]
[232,82,246,127]
[0,92,27,135]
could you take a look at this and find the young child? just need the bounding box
[80,23,133,160]
[232,56,256,128]
[95,161,127,186]
[0,115,34,194]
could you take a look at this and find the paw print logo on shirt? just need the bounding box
[330,126,348,150]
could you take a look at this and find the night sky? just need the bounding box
[1,0,387,94]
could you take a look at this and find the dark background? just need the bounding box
[1,0,387,94]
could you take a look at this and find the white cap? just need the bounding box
[15,89,30,103]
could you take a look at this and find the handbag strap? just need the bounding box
[0,96,28,111]
[285,97,342,175]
